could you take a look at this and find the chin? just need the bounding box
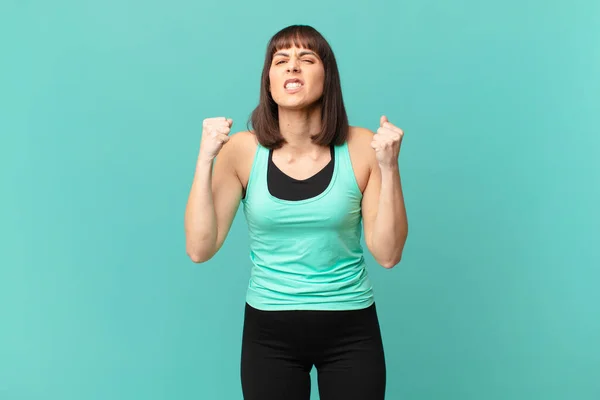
[274,95,321,110]
[279,101,308,110]
[274,98,303,109]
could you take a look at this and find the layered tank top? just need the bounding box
[241,141,374,311]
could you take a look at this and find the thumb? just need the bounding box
[227,118,233,127]
[380,115,388,127]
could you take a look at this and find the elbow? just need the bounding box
[370,244,405,269]
[371,249,401,269]
[376,246,405,269]
[380,256,401,269]
[186,246,214,264]
[185,232,217,263]
[382,234,408,269]
[188,252,208,263]
[369,230,408,270]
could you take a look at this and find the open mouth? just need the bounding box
[284,78,304,92]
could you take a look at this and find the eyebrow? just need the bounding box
[273,50,317,57]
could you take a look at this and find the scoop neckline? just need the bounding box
[265,144,339,205]
[268,145,334,183]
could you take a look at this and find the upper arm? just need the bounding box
[211,133,245,253]
[356,130,381,254]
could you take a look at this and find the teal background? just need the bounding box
[1,0,599,399]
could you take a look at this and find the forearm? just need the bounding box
[371,165,408,267]
[184,156,218,262]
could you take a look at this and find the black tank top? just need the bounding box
[267,145,334,201]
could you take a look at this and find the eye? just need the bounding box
[275,60,285,65]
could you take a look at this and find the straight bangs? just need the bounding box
[268,27,327,63]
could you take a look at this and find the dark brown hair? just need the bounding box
[247,25,349,149]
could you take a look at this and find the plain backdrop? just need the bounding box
[1,0,599,399]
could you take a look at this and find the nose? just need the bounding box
[287,59,300,73]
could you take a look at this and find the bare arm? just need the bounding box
[361,119,408,268]
[362,161,408,268]
[184,118,242,263]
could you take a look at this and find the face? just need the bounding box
[268,46,325,110]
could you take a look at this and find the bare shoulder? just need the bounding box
[219,130,258,189]
[346,126,377,193]
[231,129,258,144]
[218,130,257,162]
[347,126,377,162]
[348,125,375,142]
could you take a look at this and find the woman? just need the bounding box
[184,24,408,400]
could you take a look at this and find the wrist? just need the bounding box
[378,162,399,173]
[196,154,214,169]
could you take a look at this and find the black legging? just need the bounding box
[240,302,386,399]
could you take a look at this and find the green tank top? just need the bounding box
[241,141,375,311]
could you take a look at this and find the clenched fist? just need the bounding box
[371,115,404,169]
[199,117,233,162]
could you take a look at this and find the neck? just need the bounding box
[277,104,323,155]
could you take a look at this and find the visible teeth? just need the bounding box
[286,82,302,89]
